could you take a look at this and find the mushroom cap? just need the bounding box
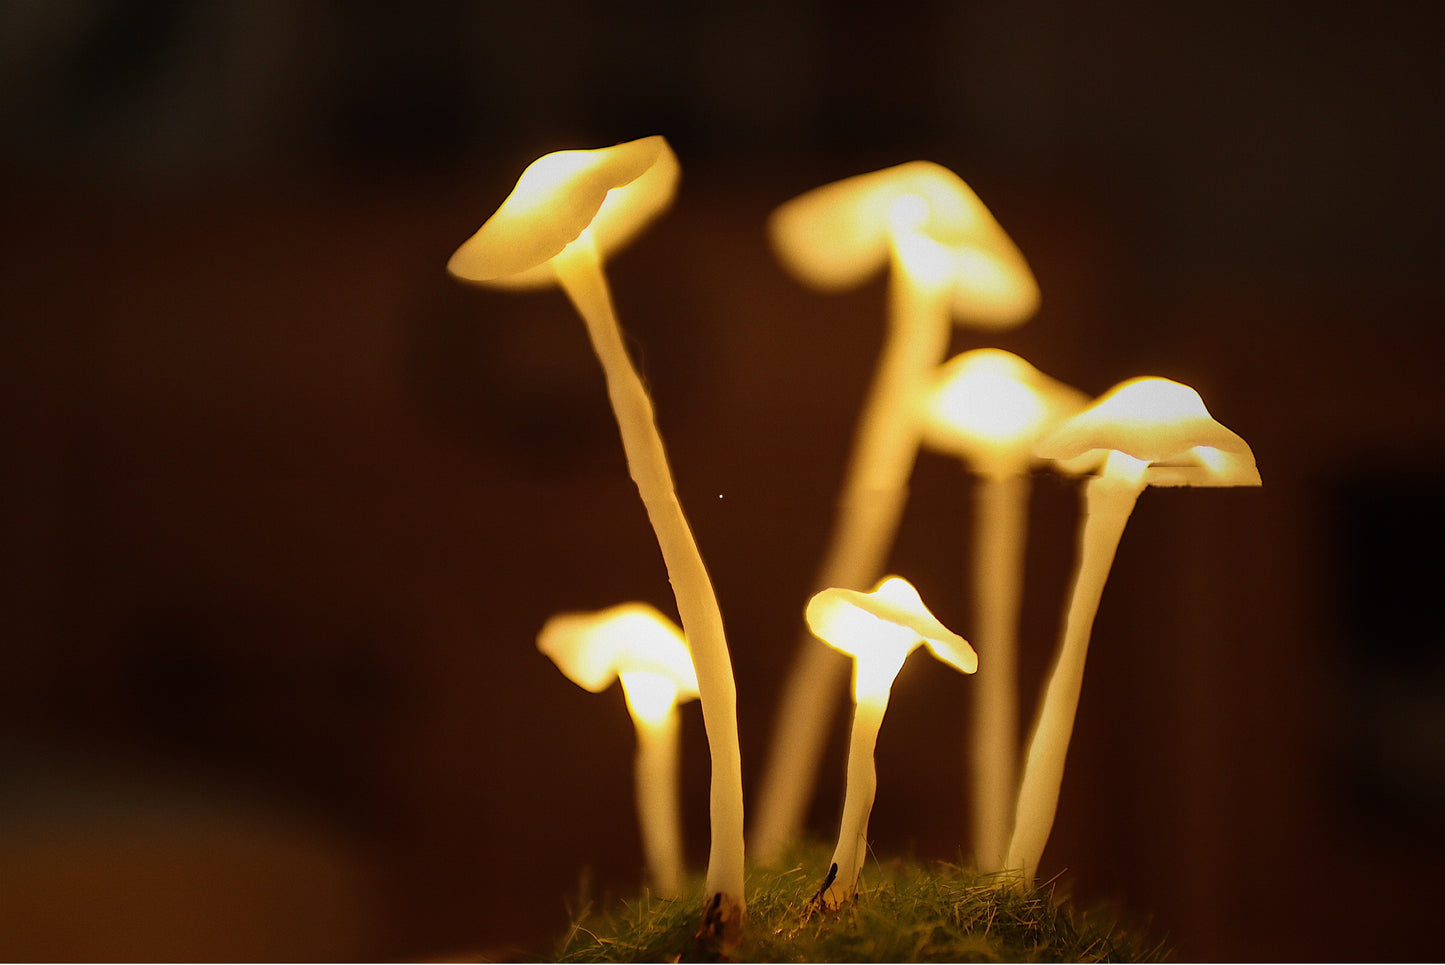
[805,576,977,675]
[767,161,1040,328]
[922,349,1091,474]
[448,135,680,290]
[1035,376,1261,488]
[537,602,699,701]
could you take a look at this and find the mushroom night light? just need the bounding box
[537,603,700,899]
[756,162,1041,863]
[1004,377,1261,888]
[443,137,1262,957]
[804,577,978,908]
[920,349,1089,871]
[448,136,746,932]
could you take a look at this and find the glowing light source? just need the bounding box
[755,162,1039,864]
[1006,377,1260,888]
[538,603,699,898]
[451,137,745,934]
[923,349,1088,478]
[919,349,1088,871]
[769,162,1039,326]
[448,137,679,289]
[804,577,976,907]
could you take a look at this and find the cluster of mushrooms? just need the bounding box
[448,135,1260,940]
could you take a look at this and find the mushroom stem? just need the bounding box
[1005,469,1143,887]
[754,248,952,863]
[630,702,685,899]
[550,230,746,922]
[822,696,887,907]
[970,471,1031,872]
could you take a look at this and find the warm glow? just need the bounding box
[887,193,930,233]
[1036,376,1261,489]
[768,161,1040,329]
[447,135,680,289]
[500,149,601,220]
[811,598,921,660]
[536,603,698,704]
[806,576,977,704]
[890,225,957,292]
[1101,449,1150,485]
[1007,379,1259,889]
[923,349,1089,476]
[1190,445,1228,473]
[619,669,683,728]
[928,359,1048,446]
[538,602,698,904]
[947,248,1026,316]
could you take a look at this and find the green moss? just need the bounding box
[554,846,1167,962]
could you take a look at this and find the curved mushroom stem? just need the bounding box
[630,704,685,899]
[550,230,746,925]
[820,630,908,908]
[1005,466,1144,888]
[821,696,886,908]
[970,471,1030,872]
[754,246,953,864]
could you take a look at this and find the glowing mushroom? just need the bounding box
[538,603,700,898]
[449,137,745,929]
[920,349,1089,872]
[804,576,978,907]
[1004,377,1260,888]
[756,163,1040,862]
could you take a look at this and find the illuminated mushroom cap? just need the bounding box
[768,161,1039,328]
[448,135,680,290]
[537,602,699,701]
[805,576,978,674]
[1035,376,1261,488]
[922,349,1091,474]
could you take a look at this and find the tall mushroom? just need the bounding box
[538,603,700,898]
[755,162,1040,862]
[920,349,1088,871]
[1004,377,1260,888]
[805,577,977,907]
[448,137,746,930]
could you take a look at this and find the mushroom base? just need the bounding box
[551,841,1163,962]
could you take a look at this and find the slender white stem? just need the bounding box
[754,254,951,863]
[551,232,746,924]
[633,708,684,899]
[823,695,889,907]
[970,471,1030,872]
[1005,472,1141,887]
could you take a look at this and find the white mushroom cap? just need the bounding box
[1035,376,1261,488]
[806,576,978,676]
[768,161,1040,328]
[537,602,700,701]
[448,135,680,290]
[922,349,1091,476]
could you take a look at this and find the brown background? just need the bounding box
[2,1,1443,960]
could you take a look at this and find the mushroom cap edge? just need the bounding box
[537,601,699,700]
[1035,376,1261,488]
[805,576,977,675]
[767,160,1039,328]
[448,135,680,290]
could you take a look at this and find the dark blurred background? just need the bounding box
[2,1,1443,959]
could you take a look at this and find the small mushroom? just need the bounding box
[804,576,977,907]
[756,163,1040,863]
[538,603,700,898]
[450,137,745,927]
[1004,377,1260,888]
[920,349,1089,871]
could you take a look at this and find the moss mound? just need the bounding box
[555,847,1167,962]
